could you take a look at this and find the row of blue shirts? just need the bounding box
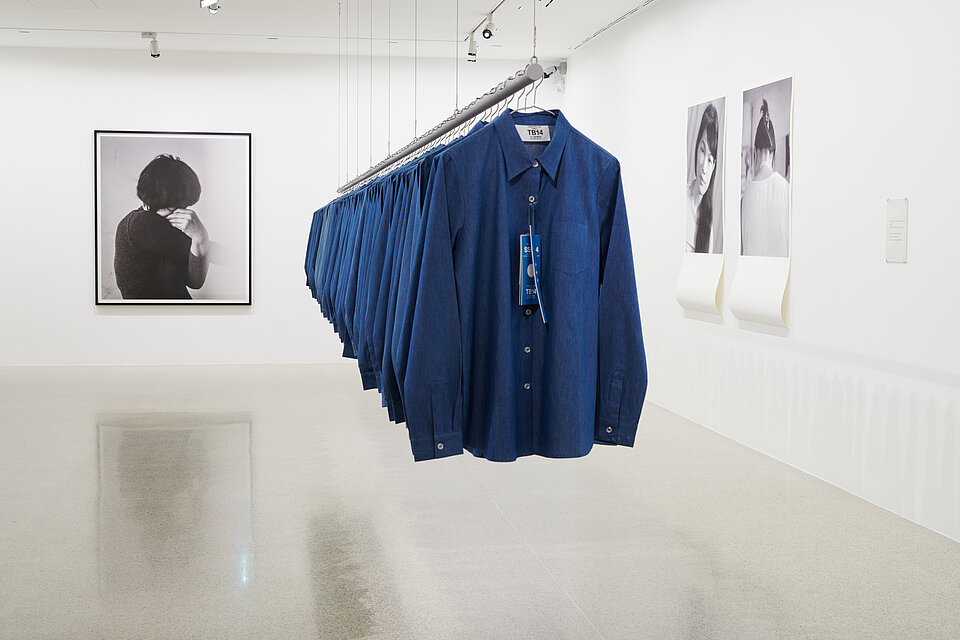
[305,109,648,462]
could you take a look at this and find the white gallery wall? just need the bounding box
[0,46,525,366]
[561,0,960,541]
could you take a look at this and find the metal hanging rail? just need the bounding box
[337,60,544,194]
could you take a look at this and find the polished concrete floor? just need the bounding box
[1,364,959,639]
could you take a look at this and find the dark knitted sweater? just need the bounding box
[114,208,192,299]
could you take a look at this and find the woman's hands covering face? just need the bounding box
[164,209,208,242]
[162,208,210,257]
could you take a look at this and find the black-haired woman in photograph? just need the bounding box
[114,155,210,299]
[740,99,789,257]
[686,103,721,253]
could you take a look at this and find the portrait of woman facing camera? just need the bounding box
[686,98,725,254]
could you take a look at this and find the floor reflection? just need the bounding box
[307,513,378,640]
[97,413,253,600]
[2,365,959,639]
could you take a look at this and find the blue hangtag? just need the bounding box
[519,233,541,306]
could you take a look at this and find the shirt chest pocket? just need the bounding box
[551,220,589,276]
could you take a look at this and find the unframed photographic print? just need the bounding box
[95,131,251,304]
[740,78,793,257]
[686,97,726,254]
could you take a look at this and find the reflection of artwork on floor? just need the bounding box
[97,414,253,602]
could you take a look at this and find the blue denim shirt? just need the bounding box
[355,180,393,389]
[379,163,420,422]
[311,152,445,424]
[304,113,645,462]
[403,110,647,462]
[304,208,322,298]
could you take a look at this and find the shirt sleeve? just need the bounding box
[356,191,389,390]
[305,208,323,297]
[129,210,191,259]
[595,159,648,446]
[338,203,360,359]
[403,156,464,461]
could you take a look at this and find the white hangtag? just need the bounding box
[516,125,551,143]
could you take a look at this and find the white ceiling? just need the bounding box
[0,0,660,60]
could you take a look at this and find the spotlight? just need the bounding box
[141,32,159,58]
[482,13,495,39]
[543,62,567,78]
[467,34,477,63]
[200,0,220,14]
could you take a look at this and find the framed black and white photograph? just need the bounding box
[740,78,793,257]
[95,131,251,305]
[686,97,726,254]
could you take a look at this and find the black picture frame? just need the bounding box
[95,130,252,305]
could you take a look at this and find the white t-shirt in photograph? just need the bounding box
[741,171,789,257]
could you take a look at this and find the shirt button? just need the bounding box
[528,195,536,203]
[532,161,539,168]
[605,427,613,434]
[437,442,445,451]
[524,308,533,316]
[524,346,531,354]
[524,383,531,390]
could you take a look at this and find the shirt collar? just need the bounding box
[493,109,569,182]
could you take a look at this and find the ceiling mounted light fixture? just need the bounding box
[141,31,159,58]
[482,12,495,39]
[200,0,221,14]
[467,33,478,63]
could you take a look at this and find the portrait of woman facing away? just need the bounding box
[114,155,210,300]
[95,131,252,305]
[740,78,793,258]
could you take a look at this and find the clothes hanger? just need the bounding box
[456,111,474,138]
[505,80,531,113]
[498,90,514,117]
[512,78,557,116]
[441,111,464,145]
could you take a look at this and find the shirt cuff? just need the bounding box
[410,432,463,461]
[596,417,638,447]
[359,369,378,390]
[341,341,356,359]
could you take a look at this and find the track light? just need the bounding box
[543,62,566,78]
[141,32,159,58]
[200,0,220,14]
[482,13,495,39]
[467,33,478,63]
